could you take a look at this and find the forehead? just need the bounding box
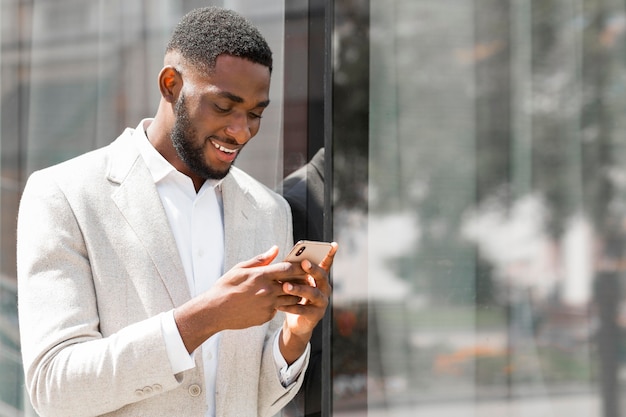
[186,55,271,104]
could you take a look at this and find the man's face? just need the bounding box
[171,55,271,180]
[171,94,227,180]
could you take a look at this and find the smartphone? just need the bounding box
[284,240,333,265]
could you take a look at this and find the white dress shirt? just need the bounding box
[131,120,308,416]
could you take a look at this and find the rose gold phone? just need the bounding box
[284,240,333,265]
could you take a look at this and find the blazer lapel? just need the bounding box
[221,172,257,270]
[107,130,191,307]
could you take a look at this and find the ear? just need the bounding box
[158,66,182,103]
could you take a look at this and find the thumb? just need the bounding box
[237,245,280,268]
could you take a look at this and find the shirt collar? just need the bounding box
[131,118,223,190]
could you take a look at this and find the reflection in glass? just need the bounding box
[0,1,286,415]
[333,0,626,416]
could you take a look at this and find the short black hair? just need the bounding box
[166,7,273,73]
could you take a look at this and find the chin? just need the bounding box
[202,164,231,180]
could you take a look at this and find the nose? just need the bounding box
[224,113,252,145]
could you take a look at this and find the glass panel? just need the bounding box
[333,0,626,416]
[224,0,286,188]
[332,0,370,413]
[0,1,287,415]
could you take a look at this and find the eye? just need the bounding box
[249,112,263,120]
[214,104,230,113]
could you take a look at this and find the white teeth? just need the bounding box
[212,141,237,154]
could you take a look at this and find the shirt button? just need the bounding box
[188,384,202,397]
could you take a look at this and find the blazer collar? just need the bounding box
[221,169,257,271]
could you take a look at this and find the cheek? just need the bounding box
[185,96,212,125]
[249,119,262,135]
[187,113,218,138]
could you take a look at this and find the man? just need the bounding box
[283,148,325,245]
[281,148,326,417]
[17,7,337,417]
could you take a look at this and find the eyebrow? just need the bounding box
[218,91,270,108]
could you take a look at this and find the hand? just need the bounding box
[174,246,306,353]
[277,242,338,364]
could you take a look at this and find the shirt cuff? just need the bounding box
[273,330,310,387]
[160,310,196,374]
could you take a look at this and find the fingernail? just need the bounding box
[286,283,294,291]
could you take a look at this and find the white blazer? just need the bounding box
[17,126,303,417]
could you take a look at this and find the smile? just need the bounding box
[211,140,238,154]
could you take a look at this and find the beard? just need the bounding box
[171,94,235,180]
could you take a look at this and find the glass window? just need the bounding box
[0,1,289,415]
[6,0,626,416]
[332,0,626,416]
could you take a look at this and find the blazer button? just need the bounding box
[188,384,202,397]
[142,386,153,395]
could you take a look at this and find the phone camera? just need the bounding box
[295,246,306,256]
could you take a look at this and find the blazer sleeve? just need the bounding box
[257,194,310,417]
[17,171,183,417]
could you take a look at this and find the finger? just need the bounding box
[268,261,308,283]
[235,246,279,269]
[276,294,304,307]
[299,260,332,294]
[283,281,327,307]
[318,242,339,271]
[277,303,311,315]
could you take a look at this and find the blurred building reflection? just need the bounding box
[330,0,626,416]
